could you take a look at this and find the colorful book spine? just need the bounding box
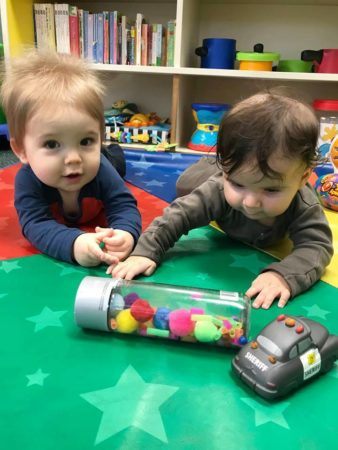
[166,19,176,67]
[147,24,153,66]
[141,23,148,66]
[69,5,79,56]
[45,3,56,50]
[161,26,167,66]
[54,4,62,52]
[121,15,129,65]
[117,21,122,64]
[92,13,98,62]
[83,10,89,59]
[78,8,84,58]
[156,24,162,66]
[33,3,44,49]
[103,11,109,64]
[113,11,121,64]
[96,13,104,63]
[151,24,157,66]
[135,13,144,65]
[87,13,94,61]
[109,11,114,64]
[127,25,135,65]
[60,3,70,54]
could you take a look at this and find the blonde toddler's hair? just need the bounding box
[1,49,105,146]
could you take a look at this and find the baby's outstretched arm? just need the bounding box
[73,229,119,267]
[245,271,291,309]
[107,256,157,280]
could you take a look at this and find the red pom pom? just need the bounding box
[130,299,154,322]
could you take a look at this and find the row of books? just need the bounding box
[33,3,176,66]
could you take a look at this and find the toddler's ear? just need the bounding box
[10,138,28,164]
[300,168,312,187]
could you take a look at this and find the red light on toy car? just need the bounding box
[285,318,296,327]
[277,314,286,321]
[250,341,258,349]
[296,325,304,333]
[268,355,277,364]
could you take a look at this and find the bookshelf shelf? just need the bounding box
[93,63,178,75]
[1,0,338,152]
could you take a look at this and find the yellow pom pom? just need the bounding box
[115,309,139,334]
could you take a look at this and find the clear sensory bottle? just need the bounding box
[74,276,251,348]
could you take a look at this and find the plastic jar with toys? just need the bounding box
[74,276,250,348]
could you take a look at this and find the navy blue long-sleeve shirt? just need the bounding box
[14,155,141,263]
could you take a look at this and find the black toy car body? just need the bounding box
[232,315,338,399]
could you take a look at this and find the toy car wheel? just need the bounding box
[321,358,336,373]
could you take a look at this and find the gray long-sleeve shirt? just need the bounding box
[131,172,333,297]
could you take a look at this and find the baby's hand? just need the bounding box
[95,226,134,261]
[106,255,157,280]
[245,271,291,309]
[73,230,119,267]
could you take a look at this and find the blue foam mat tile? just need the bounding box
[124,149,213,202]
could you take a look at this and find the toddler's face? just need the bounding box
[223,155,310,225]
[19,105,101,194]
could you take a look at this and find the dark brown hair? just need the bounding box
[216,90,319,179]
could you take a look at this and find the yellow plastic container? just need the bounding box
[238,60,274,71]
[236,44,279,71]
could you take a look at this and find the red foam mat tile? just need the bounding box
[0,164,168,260]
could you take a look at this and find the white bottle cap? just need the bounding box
[74,276,119,331]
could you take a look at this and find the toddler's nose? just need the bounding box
[243,192,261,208]
[64,149,82,164]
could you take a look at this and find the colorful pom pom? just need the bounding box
[130,299,154,322]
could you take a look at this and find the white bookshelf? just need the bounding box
[1,0,338,151]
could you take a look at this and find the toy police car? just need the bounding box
[232,315,338,399]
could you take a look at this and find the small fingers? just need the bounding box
[110,262,129,278]
[252,291,275,309]
[277,291,291,308]
[103,235,125,247]
[100,252,119,266]
[252,287,291,310]
[111,266,135,280]
[95,228,115,240]
[245,285,260,299]
[89,245,118,266]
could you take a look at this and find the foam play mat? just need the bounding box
[1,227,338,450]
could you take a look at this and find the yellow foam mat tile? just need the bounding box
[211,209,338,288]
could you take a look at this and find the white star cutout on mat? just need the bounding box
[241,397,290,429]
[26,306,67,332]
[80,365,179,444]
[26,368,50,387]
